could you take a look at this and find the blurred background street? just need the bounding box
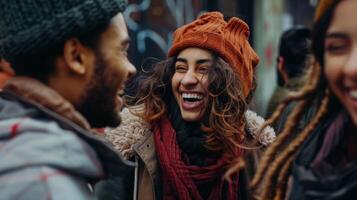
[124,0,317,115]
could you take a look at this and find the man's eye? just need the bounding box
[121,46,129,56]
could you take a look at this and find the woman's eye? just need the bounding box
[175,65,187,72]
[325,41,349,54]
[198,66,209,74]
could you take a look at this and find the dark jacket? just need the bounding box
[0,77,134,199]
[266,76,307,119]
[288,107,357,200]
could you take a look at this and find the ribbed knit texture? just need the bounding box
[0,0,127,62]
[168,12,259,97]
[152,117,239,200]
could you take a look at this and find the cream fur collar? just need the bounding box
[106,108,276,159]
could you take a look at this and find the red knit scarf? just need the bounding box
[153,117,240,200]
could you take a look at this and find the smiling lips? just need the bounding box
[181,92,204,110]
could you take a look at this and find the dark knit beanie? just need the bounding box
[0,0,127,63]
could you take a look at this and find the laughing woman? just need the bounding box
[251,0,357,199]
[97,12,275,200]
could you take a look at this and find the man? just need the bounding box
[0,0,136,199]
[266,27,311,119]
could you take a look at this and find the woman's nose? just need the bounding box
[181,70,198,86]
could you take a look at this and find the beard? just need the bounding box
[77,53,122,128]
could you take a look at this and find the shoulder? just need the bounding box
[0,117,102,177]
[105,107,152,159]
[0,166,94,200]
[245,110,276,146]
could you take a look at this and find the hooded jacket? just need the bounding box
[0,77,133,200]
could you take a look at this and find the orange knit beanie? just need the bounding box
[168,11,259,98]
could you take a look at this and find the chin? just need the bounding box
[181,112,203,122]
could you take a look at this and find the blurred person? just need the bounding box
[98,12,276,200]
[250,0,357,199]
[0,0,136,199]
[265,27,311,119]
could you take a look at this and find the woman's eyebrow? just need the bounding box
[176,57,187,63]
[176,57,213,64]
[325,32,348,40]
[196,59,213,65]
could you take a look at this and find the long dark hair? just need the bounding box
[250,2,341,200]
[126,55,249,159]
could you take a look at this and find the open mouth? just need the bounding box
[182,92,203,102]
[181,92,204,110]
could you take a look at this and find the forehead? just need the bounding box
[328,0,357,34]
[104,13,129,42]
[177,47,214,60]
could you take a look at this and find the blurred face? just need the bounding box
[171,47,213,122]
[78,13,137,128]
[324,0,357,126]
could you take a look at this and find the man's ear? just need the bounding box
[63,38,90,75]
[277,56,284,74]
[277,56,289,83]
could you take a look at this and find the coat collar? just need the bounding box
[2,76,91,130]
[107,108,276,159]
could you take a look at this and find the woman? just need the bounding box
[98,12,275,200]
[251,0,357,199]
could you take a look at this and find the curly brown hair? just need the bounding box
[250,2,341,200]
[126,55,251,160]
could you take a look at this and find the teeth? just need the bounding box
[350,90,357,99]
[182,93,203,100]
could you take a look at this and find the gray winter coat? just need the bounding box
[0,77,133,200]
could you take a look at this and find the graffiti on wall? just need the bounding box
[124,0,204,68]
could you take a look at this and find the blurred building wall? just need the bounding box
[252,0,284,115]
[252,0,316,115]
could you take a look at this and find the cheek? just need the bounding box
[324,56,341,85]
[201,76,209,90]
[171,73,180,90]
[108,58,126,80]
[324,59,344,101]
[324,65,337,85]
